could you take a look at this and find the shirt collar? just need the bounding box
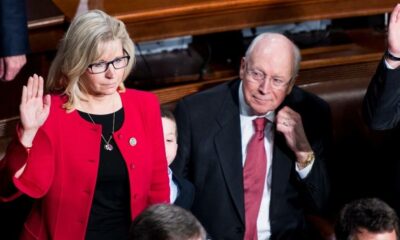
[168,167,173,179]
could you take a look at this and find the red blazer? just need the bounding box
[0,89,170,240]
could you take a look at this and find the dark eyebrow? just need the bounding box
[92,60,107,64]
[92,55,125,64]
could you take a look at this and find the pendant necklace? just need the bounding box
[87,111,116,151]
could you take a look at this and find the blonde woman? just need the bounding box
[0,10,169,240]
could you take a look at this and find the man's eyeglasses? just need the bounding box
[245,63,291,89]
[88,55,130,74]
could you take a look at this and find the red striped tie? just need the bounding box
[243,117,267,240]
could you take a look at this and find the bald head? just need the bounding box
[245,33,301,80]
[239,33,301,115]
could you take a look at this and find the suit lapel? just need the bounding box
[212,81,295,224]
[269,133,292,217]
[214,80,245,224]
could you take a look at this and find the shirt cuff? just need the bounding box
[296,160,315,179]
[384,59,396,70]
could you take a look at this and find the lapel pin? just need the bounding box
[129,137,137,146]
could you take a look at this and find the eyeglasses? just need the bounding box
[245,63,291,89]
[88,55,130,74]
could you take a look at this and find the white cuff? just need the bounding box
[296,160,315,179]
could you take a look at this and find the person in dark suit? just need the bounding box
[363,3,400,129]
[363,4,400,216]
[171,33,331,239]
[161,107,195,210]
[0,0,29,81]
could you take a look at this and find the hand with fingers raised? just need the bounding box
[19,74,51,148]
[386,4,400,68]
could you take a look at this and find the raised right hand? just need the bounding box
[388,4,400,56]
[19,74,51,146]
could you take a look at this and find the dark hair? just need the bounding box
[161,106,176,122]
[335,198,399,240]
[129,204,206,240]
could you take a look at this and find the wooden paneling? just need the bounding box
[152,60,380,104]
[53,0,398,42]
[27,0,65,53]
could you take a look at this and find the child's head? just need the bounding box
[161,107,178,166]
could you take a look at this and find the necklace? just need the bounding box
[87,111,115,151]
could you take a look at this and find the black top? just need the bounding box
[78,108,130,240]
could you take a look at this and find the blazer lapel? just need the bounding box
[214,80,245,224]
[269,133,292,217]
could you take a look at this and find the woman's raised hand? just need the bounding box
[19,74,51,146]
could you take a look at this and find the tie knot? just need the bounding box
[253,118,266,133]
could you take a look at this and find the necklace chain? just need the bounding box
[87,111,116,151]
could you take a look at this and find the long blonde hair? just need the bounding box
[46,10,135,110]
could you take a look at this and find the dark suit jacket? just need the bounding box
[173,173,195,210]
[0,0,29,57]
[363,58,400,215]
[363,58,400,130]
[171,79,331,240]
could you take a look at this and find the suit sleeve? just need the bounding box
[0,0,29,57]
[363,59,400,130]
[298,94,332,215]
[301,153,330,215]
[170,99,191,178]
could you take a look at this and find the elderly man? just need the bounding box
[172,33,331,239]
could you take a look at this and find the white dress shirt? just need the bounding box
[238,82,314,240]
